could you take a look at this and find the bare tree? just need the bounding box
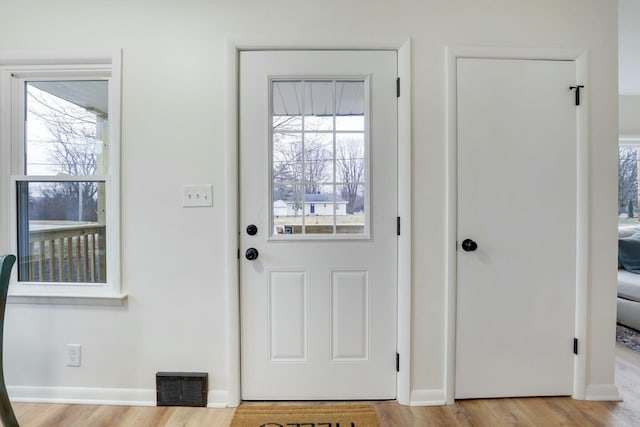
[26,86,102,221]
[272,115,332,214]
[619,146,638,216]
[303,140,331,194]
[272,129,304,215]
[336,138,365,214]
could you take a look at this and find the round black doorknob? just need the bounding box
[246,224,258,236]
[245,248,259,261]
[461,239,478,252]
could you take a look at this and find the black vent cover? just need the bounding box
[156,372,208,407]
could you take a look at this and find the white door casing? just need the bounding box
[239,50,398,400]
[455,58,578,399]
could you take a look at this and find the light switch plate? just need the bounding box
[182,184,213,207]
[67,344,81,367]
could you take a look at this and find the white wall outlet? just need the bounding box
[182,184,213,207]
[66,344,81,367]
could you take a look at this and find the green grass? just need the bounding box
[274,213,365,226]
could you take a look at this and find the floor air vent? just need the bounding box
[156,372,208,407]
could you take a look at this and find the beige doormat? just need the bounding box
[230,403,380,427]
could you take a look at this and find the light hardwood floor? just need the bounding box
[10,345,640,426]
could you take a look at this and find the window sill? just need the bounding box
[7,293,128,306]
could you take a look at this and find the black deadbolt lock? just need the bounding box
[246,224,258,236]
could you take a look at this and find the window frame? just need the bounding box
[0,50,124,305]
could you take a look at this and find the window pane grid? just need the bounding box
[272,79,367,237]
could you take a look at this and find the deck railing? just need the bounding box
[25,222,106,283]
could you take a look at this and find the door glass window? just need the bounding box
[271,79,368,237]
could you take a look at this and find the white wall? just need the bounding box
[620,95,640,135]
[0,0,619,405]
[620,0,640,95]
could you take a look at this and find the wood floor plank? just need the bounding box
[9,344,640,426]
[68,405,130,427]
[11,402,69,427]
[37,403,97,427]
[375,401,412,426]
[124,406,175,427]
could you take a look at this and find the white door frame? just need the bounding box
[225,37,412,407]
[445,46,589,403]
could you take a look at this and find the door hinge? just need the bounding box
[397,217,401,236]
[237,248,240,259]
[569,85,585,106]
[396,77,400,98]
[573,337,578,355]
[396,352,400,372]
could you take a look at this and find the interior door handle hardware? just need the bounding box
[246,224,258,236]
[245,248,259,261]
[569,85,585,106]
[461,239,478,252]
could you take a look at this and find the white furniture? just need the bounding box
[618,225,640,331]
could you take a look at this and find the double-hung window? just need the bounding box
[1,51,123,303]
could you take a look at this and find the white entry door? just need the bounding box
[239,50,398,400]
[455,58,577,398]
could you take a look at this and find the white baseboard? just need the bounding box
[584,384,623,401]
[409,389,446,406]
[8,386,230,408]
[207,390,230,408]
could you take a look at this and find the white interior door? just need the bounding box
[239,50,397,400]
[455,58,577,399]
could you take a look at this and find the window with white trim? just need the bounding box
[1,52,122,302]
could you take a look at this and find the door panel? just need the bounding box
[240,51,397,400]
[331,270,368,360]
[456,58,577,398]
[269,270,307,361]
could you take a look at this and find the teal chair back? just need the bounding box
[0,255,18,426]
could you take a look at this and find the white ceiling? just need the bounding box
[620,0,640,95]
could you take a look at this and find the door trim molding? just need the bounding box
[225,37,412,407]
[445,46,589,403]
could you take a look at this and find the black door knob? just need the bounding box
[246,224,258,235]
[245,248,259,260]
[461,239,478,252]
